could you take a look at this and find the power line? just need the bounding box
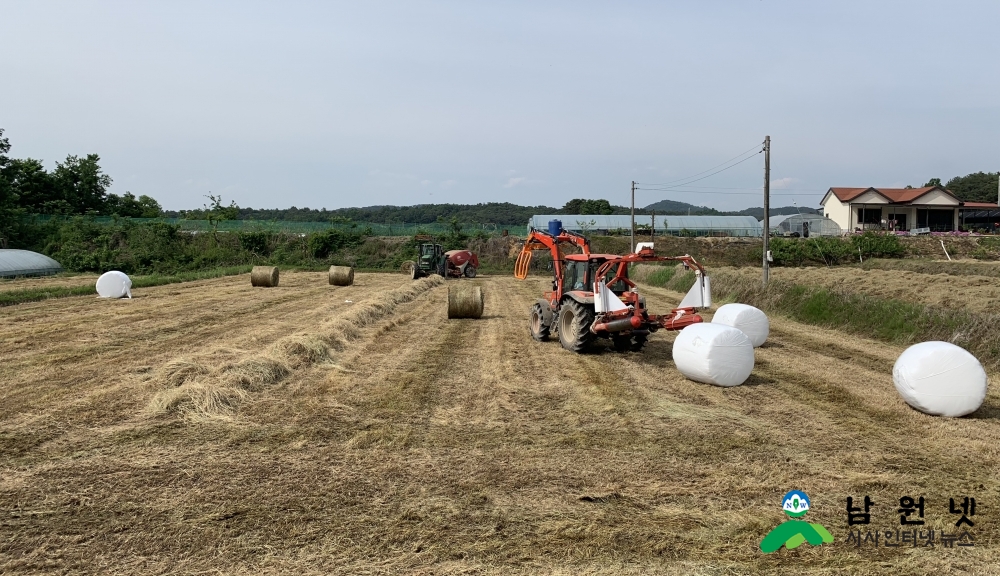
[635,188,807,196]
[636,141,763,187]
[636,152,762,190]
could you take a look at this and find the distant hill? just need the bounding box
[642,199,817,219]
[642,199,722,215]
[162,198,817,225]
[729,206,820,220]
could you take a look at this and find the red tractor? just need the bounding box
[514,226,711,352]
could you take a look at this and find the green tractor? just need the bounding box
[411,241,448,279]
[409,235,480,280]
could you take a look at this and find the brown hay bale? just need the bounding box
[448,285,484,319]
[329,265,355,286]
[251,266,279,287]
[401,260,416,274]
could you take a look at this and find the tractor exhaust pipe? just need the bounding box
[591,315,643,334]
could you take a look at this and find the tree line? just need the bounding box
[0,129,162,246]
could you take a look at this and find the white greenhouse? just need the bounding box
[528,215,763,237]
[0,249,64,278]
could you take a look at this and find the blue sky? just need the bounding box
[1,1,998,211]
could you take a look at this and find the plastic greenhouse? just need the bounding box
[528,215,763,237]
[0,249,64,278]
[774,214,842,237]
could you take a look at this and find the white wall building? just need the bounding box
[820,186,961,233]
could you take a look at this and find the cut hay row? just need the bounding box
[147,275,445,420]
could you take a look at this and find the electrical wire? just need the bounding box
[636,152,762,191]
[635,188,805,196]
[636,141,764,187]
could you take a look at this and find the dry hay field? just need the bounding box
[2,270,1000,575]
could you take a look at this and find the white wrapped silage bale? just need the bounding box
[672,323,754,387]
[711,303,769,348]
[892,341,987,417]
[96,270,132,299]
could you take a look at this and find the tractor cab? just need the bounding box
[562,254,629,295]
[419,243,444,263]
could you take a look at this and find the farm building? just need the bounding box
[821,186,963,233]
[959,202,1000,232]
[527,215,763,237]
[0,249,64,278]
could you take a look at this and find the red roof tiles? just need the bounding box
[826,186,959,204]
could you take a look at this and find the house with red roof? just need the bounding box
[820,185,970,233]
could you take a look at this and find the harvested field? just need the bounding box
[1,271,999,574]
[719,264,1000,313]
[0,273,100,293]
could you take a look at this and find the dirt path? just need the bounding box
[1,274,998,574]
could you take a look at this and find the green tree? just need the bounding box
[6,158,58,213]
[923,178,942,187]
[0,129,19,248]
[51,154,112,214]
[203,193,240,241]
[106,192,163,218]
[561,198,614,215]
[945,172,1000,203]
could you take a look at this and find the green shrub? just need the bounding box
[851,231,904,259]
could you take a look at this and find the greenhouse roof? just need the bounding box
[0,249,64,278]
[529,215,763,231]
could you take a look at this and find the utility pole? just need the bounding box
[651,210,656,242]
[630,180,636,253]
[763,135,771,288]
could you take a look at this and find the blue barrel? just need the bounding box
[548,219,562,237]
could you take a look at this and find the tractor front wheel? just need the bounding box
[558,300,595,353]
[529,303,550,341]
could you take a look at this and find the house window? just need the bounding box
[917,209,954,232]
[858,207,882,224]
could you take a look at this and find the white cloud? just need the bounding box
[503,177,527,188]
[770,177,799,189]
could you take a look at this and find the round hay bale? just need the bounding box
[711,303,769,347]
[250,266,279,287]
[448,285,484,319]
[672,323,754,387]
[96,270,133,299]
[329,265,355,286]
[893,341,987,417]
[401,260,416,274]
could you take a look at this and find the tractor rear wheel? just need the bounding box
[464,265,477,278]
[558,299,595,353]
[529,303,550,341]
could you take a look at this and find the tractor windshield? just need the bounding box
[591,261,629,293]
[420,245,437,258]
